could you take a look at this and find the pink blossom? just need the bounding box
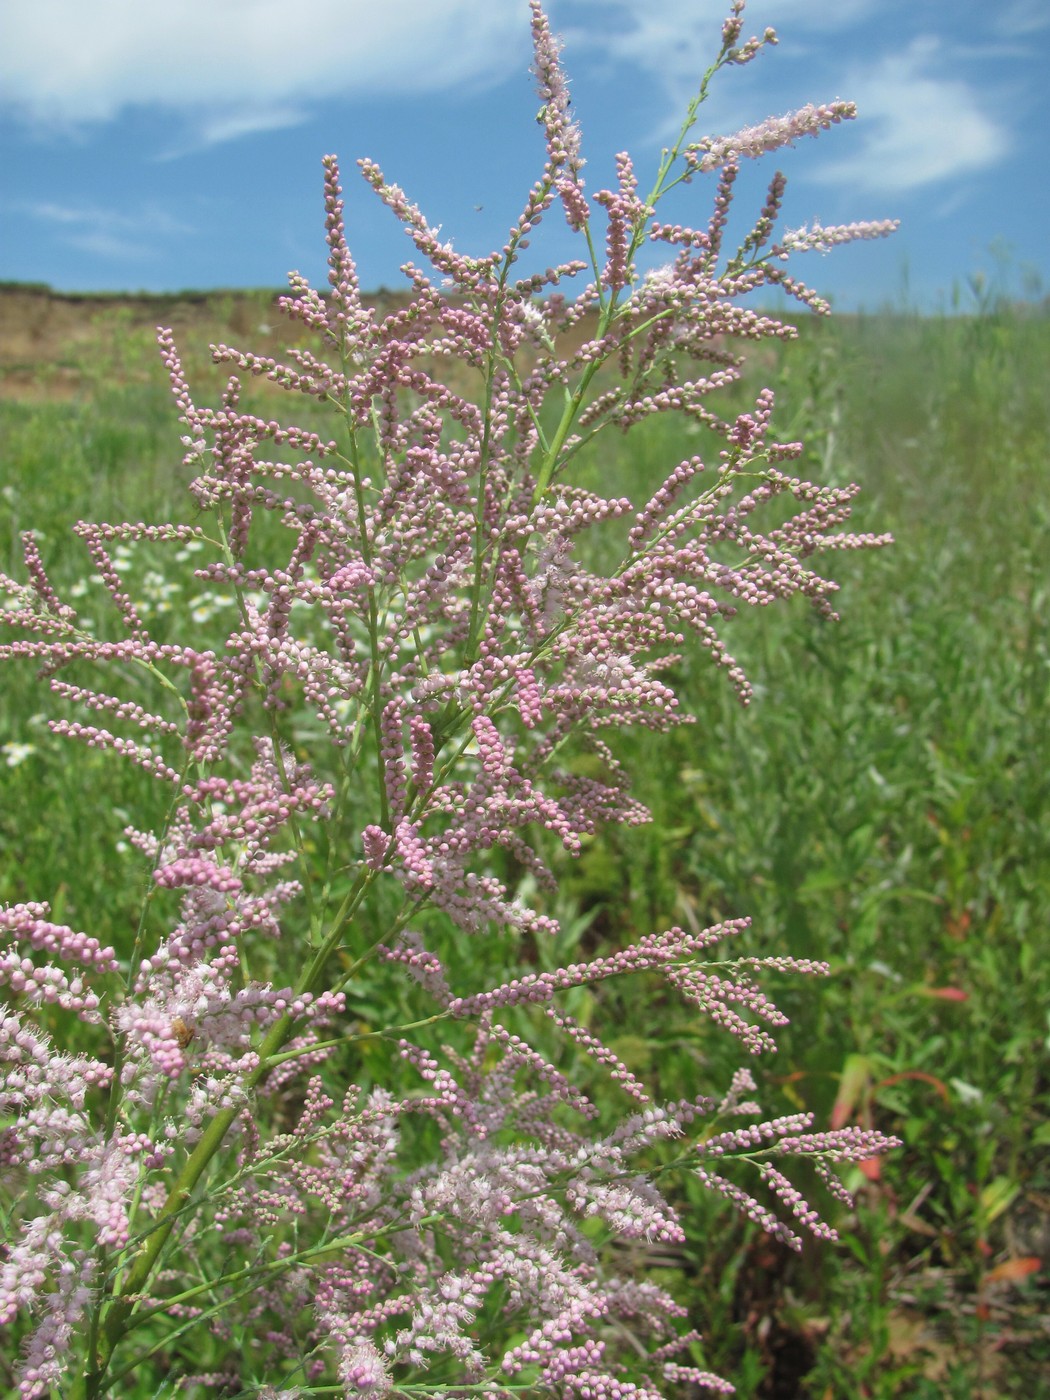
[0,3,900,1394]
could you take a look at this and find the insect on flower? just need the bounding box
[171,1016,195,1049]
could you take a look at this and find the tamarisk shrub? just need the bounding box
[0,3,899,1395]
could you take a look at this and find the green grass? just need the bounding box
[561,304,1050,1395]
[1,299,1047,1396]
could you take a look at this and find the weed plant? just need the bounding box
[2,261,1047,1400]
[3,3,1044,1398]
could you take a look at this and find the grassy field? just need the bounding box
[0,290,1047,1396]
[569,303,1050,1397]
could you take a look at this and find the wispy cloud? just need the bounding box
[992,0,1050,38]
[553,2,1015,197]
[0,0,529,139]
[548,0,898,158]
[22,201,191,261]
[195,107,308,147]
[157,106,310,159]
[812,37,1009,194]
[553,0,882,86]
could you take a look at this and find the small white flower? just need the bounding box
[2,741,36,767]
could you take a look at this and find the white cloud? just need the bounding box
[551,0,881,84]
[758,0,881,26]
[0,0,1023,199]
[548,4,1014,202]
[812,37,1009,194]
[992,0,1050,38]
[194,106,307,147]
[0,0,529,138]
[554,0,735,93]
[22,201,191,261]
[548,0,888,152]
[154,104,309,158]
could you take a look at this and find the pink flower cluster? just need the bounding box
[0,902,117,1018]
[0,2,900,1395]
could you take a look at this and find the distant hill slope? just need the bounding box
[0,284,482,394]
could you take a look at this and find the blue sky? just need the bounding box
[1,0,1047,312]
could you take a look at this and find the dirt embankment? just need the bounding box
[0,283,607,403]
[0,281,754,405]
[0,285,319,401]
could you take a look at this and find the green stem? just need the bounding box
[530,45,741,510]
[345,421,391,833]
[530,361,603,505]
[87,854,379,1390]
[262,1008,451,1069]
[90,1012,293,1384]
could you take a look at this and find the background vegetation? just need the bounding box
[1,286,1046,1396]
